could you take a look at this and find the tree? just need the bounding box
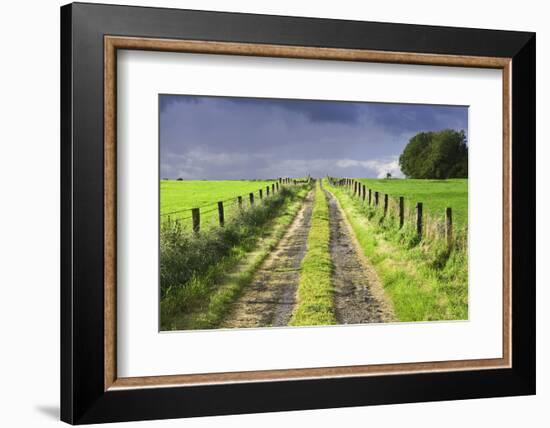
[386,172,392,179]
[398,129,468,179]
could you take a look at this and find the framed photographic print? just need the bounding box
[60,2,535,424]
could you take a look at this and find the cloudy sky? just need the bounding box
[160,94,467,180]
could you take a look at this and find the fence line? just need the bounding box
[328,177,456,245]
[163,177,303,232]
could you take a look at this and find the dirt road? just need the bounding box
[324,188,395,324]
[220,184,393,329]
[220,189,315,328]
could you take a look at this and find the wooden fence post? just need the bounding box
[445,207,453,246]
[383,194,388,216]
[276,182,279,192]
[192,208,200,233]
[375,191,379,207]
[368,189,372,205]
[237,195,242,210]
[217,201,224,227]
[249,192,254,206]
[272,183,275,194]
[266,186,270,197]
[259,189,263,200]
[362,184,366,202]
[416,202,423,238]
[399,196,404,228]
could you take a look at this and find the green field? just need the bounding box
[161,179,277,226]
[358,178,468,227]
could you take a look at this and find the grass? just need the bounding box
[161,179,277,228]
[160,184,310,330]
[358,178,467,228]
[327,180,468,322]
[289,180,336,326]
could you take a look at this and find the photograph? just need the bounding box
[159,94,469,331]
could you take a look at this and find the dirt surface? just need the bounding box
[220,190,315,328]
[324,189,395,324]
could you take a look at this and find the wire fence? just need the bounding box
[328,177,465,247]
[161,178,307,232]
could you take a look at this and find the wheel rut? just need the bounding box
[324,188,395,324]
[220,189,315,328]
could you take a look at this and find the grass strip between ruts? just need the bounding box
[290,180,336,326]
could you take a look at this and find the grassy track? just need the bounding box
[161,185,310,330]
[359,178,467,227]
[327,181,467,321]
[290,181,336,326]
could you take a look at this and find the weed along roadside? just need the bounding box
[220,186,316,328]
[323,181,395,324]
[160,181,311,330]
[326,177,468,321]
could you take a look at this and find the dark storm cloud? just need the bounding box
[362,103,468,136]
[159,94,468,180]
[225,97,361,124]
